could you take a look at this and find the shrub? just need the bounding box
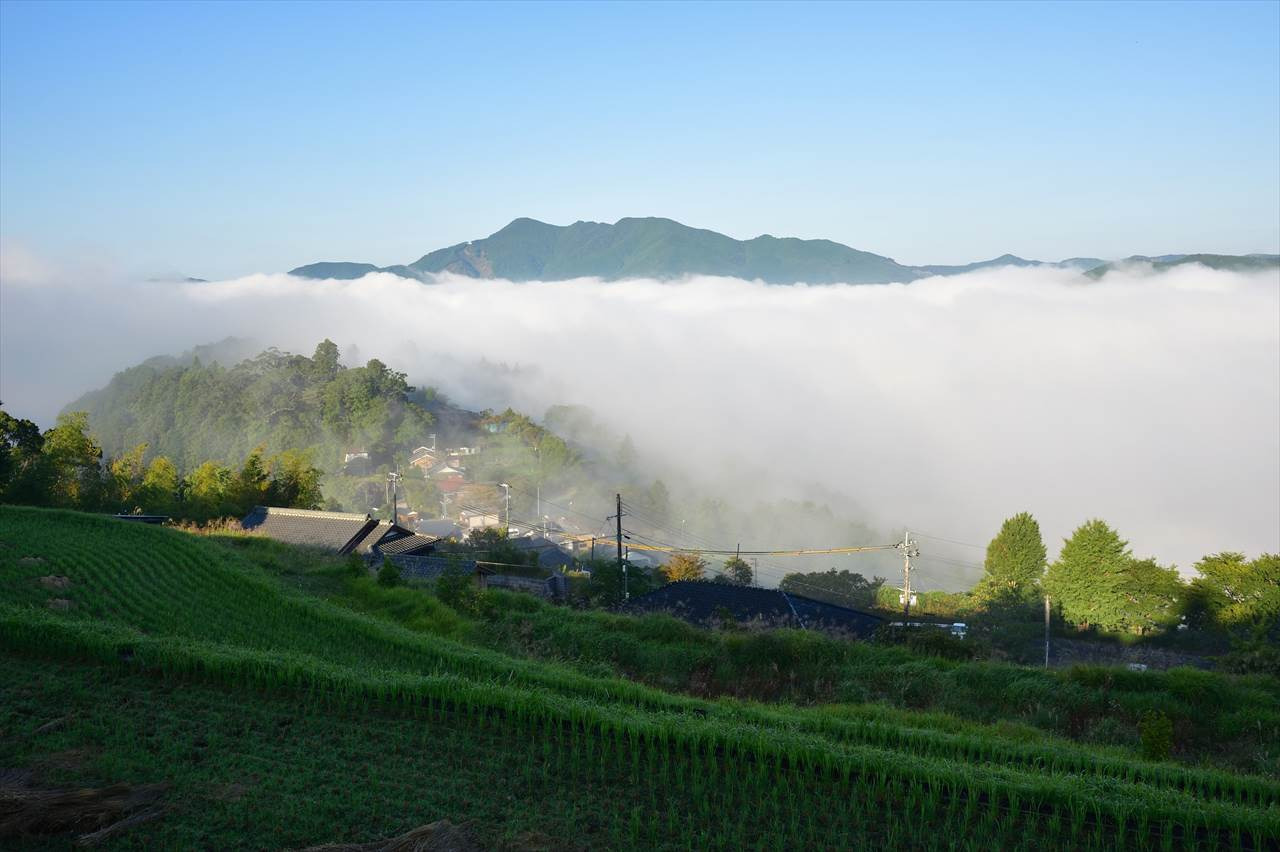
[435,565,489,616]
[1139,710,1174,760]
[1087,717,1132,747]
[711,605,739,630]
[875,624,985,661]
[1219,641,1280,677]
[346,554,366,577]
[376,559,401,587]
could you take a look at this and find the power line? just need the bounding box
[911,530,986,549]
[612,538,899,558]
[915,553,982,571]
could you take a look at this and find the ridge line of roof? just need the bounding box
[256,506,371,521]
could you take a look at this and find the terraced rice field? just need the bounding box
[1,506,1277,849]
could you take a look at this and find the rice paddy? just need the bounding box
[1,506,1277,849]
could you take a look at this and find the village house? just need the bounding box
[342,450,371,475]
[239,506,438,558]
[458,507,501,532]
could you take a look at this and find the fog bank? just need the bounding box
[2,245,1277,576]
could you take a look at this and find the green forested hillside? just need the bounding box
[1,507,1277,849]
[286,217,1278,286]
[291,217,926,285]
[1086,253,1280,279]
[62,340,442,472]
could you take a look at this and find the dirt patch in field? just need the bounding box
[46,598,73,611]
[0,774,167,845]
[298,820,482,852]
[39,576,72,590]
[18,556,44,567]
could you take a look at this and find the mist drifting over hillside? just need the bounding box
[2,243,1277,577]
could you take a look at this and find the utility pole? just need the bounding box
[898,529,918,620]
[499,483,511,532]
[1044,595,1051,668]
[387,471,402,527]
[609,493,628,600]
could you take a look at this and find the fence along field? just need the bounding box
[1,506,1277,849]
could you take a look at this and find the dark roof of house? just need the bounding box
[509,535,574,570]
[372,528,439,557]
[354,521,394,554]
[416,519,464,540]
[623,581,883,639]
[240,507,378,554]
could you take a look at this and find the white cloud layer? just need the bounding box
[2,245,1277,577]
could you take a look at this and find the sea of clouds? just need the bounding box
[2,242,1277,578]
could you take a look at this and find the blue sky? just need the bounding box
[1,0,1277,278]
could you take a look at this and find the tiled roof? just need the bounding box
[509,535,574,570]
[354,521,394,554]
[623,581,882,639]
[240,507,378,554]
[416,519,464,540]
[374,531,439,556]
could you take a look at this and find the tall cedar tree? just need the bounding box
[974,512,1047,605]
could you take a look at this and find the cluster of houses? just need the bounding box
[236,505,883,640]
[408,441,481,497]
[245,436,886,640]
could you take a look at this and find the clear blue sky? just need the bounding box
[1,0,1277,278]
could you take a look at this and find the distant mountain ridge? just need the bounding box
[288,217,1279,285]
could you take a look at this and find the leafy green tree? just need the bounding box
[1045,520,1130,630]
[1185,552,1280,638]
[232,447,270,512]
[1046,520,1183,634]
[184,461,234,522]
[266,449,324,510]
[780,569,884,609]
[581,557,656,607]
[1118,558,1185,634]
[721,556,754,585]
[138,456,180,515]
[974,512,1047,607]
[108,442,149,509]
[41,412,105,509]
[0,407,46,501]
[663,552,707,582]
[312,339,341,380]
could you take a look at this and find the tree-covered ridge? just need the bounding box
[292,217,926,285]
[287,216,1280,286]
[64,340,439,472]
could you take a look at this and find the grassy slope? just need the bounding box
[1,506,1277,850]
